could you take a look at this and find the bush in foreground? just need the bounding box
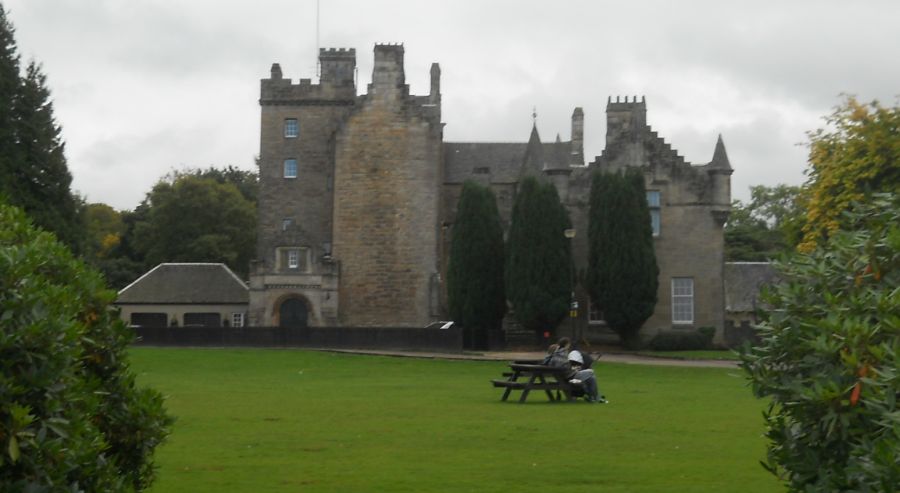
[0,203,173,491]
[741,194,900,491]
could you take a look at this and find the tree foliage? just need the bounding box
[168,165,258,204]
[132,174,256,279]
[587,168,658,348]
[0,7,83,253]
[446,181,506,348]
[741,194,900,491]
[800,97,900,252]
[726,184,805,261]
[505,176,572,335]
[84,202,125,259]
[0,202,173,491]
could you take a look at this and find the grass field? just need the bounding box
[130,348,779,493]
[633,349,741,361]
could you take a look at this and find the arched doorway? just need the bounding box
[278,298,309,328]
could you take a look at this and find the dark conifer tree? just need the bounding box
[0,7,83,253]
[587,168,658,348]
[505,176,572,337]
[12,61,83,251]
[0,5,21,198]
[446,181,506,348]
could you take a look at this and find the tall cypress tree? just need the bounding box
[446,181,506,348]
[505,176,572,336]
[587,168,658,348]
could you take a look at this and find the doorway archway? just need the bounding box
[278,297,309,329]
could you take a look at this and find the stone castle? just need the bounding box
[247,44,732,343]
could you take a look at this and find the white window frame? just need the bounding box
[282,218,293,231]
[232,312,244,328]
[647,191,661,237]
[671,277,694,324]
[276,247,309,272]
[283,159,298,178]
[284,118,298,138]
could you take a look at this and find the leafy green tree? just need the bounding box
[800,97,900,251]
[170,165,258,204]
[0,202,172,491]
[132,175,256,279]
[725,200,778,261]
[505,176,572,336]
[741,193,900,491]
[587,168,658,348]
[94,203,151,289]
[447,181,506,349]
[84,202,125,259]
[726,185,805,261]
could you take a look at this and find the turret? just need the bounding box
[707,134,734,224]
[319,48,356,87]
[522,123,545,178]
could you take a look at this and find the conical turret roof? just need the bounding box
[521,122,545,177]
[708,134,732,171]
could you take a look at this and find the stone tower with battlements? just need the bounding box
[249,45,443,328]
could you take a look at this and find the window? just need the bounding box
[647,191,660,236]
[284,118,298,138]
[278,247,309,272]
[671,277,694,324]
[232,312,244,328]
[282,218,293,231]
[283,159,297,178]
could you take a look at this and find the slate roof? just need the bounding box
[444,140,574,184]
[724,262,779,312]
[707,134,733,171]
[117,263,248,304]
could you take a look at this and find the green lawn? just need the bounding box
[130,348,778,493]
[633,349,741,361]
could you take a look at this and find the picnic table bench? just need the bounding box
[491,361,582,403]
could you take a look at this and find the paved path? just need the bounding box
[320,348,740,369]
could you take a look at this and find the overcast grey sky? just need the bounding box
[5,0,899,210]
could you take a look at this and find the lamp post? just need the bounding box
[563,228,577,343]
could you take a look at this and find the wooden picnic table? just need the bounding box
[491,361,580,403]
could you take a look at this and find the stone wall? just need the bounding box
[567,97,731,342]
[251,52,356,326]
[331,45,443,327]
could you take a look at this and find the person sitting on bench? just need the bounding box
[566,350,607,404]
[543,337,607,404]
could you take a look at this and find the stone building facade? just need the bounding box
[248,44,732,344]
